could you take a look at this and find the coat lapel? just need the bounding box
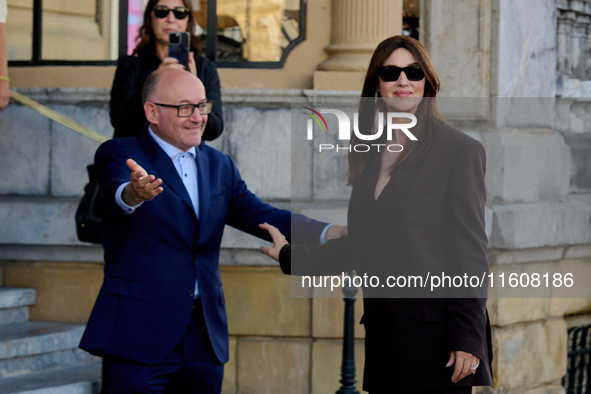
[138,126,196,217]
[368,144,427,252]
[374,147,425,212]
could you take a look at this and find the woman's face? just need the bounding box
[376,48,425,114]
[150,0,189,45]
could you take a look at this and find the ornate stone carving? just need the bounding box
[556,0,591,96]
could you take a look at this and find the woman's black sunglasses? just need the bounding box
[153,6,190,20]
[377,65,425,82]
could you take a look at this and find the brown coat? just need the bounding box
[283,120,493,392]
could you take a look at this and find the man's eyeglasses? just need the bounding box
[153,6,190,20]
[153,101,214,117]
[376,65,425,82]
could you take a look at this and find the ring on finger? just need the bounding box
[471,363,479,371]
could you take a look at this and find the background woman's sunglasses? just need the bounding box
[377,65,425,82]
[153,6,190,20]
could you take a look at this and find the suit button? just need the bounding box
[410,220,420,228]
[187,290,194,297]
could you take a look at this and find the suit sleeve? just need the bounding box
[279,237,358,276]
[198,56,223,141]
[444,138,489,363]
[93,139,135,218]
[224,156,327,244]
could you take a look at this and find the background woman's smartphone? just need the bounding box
[168,32,190,69]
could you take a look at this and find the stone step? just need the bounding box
[0,307,30,326]
[0,322,85,361]
[0,288,36,310]
[0,287,36,326]
[0,347,98,378]
[0,361,101,394]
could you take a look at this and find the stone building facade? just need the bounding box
[0,0,590,393]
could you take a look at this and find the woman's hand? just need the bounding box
[188,51,197,76]
[325,225,348,242]
[259,223,288,261]
[446,350,480,383]
[158,57,186,71]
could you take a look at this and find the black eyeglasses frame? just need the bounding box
[152,101,214,117]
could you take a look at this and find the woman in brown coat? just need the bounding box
[260,36,493,393]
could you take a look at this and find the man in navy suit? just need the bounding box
[79,68,335,393]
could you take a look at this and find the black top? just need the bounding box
[110,43,223,141]
[279,244,291,270]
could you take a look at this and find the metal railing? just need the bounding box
[563,323,591,394]
[337,271,360,394]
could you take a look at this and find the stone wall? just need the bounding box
[421,1,591,393]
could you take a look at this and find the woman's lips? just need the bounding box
[394,91,413,97]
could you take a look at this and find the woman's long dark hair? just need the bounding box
[347,36,444,185]
[133,0,202,57]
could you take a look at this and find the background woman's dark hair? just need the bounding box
[347,35,444,185]
[134,0,202,57]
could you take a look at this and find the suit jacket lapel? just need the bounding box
[195,145,210,225]
[138,126,196,217]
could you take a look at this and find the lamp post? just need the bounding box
[336,271,359,394]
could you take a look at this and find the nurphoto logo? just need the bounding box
[302,107,418,153]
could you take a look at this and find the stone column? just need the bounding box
[313,0,402,90]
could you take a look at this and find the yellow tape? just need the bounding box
[9,90,109,144]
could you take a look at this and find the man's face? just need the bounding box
[149,70,208,151]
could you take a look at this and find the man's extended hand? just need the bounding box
[325,225,348,242]
[259,223,288,261]
[122,159,164,206]
[446,350,480,383]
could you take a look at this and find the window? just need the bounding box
[6,0,34,61]
[402,0,419,40]
[7,0,127,65]
[8,0,305,68]
[192,0,305,67]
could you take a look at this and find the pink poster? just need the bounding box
[127,0,145,54]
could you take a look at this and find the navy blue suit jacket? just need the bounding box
[79,126,326,365]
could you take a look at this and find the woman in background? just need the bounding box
[110,0,223,141]
[260,36,493,393]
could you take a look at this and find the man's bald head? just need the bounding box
[142,70,161,104]
[142,68,206,104]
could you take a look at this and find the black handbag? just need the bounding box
[75,164,102,244]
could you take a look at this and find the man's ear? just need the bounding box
[144,102,159,124]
